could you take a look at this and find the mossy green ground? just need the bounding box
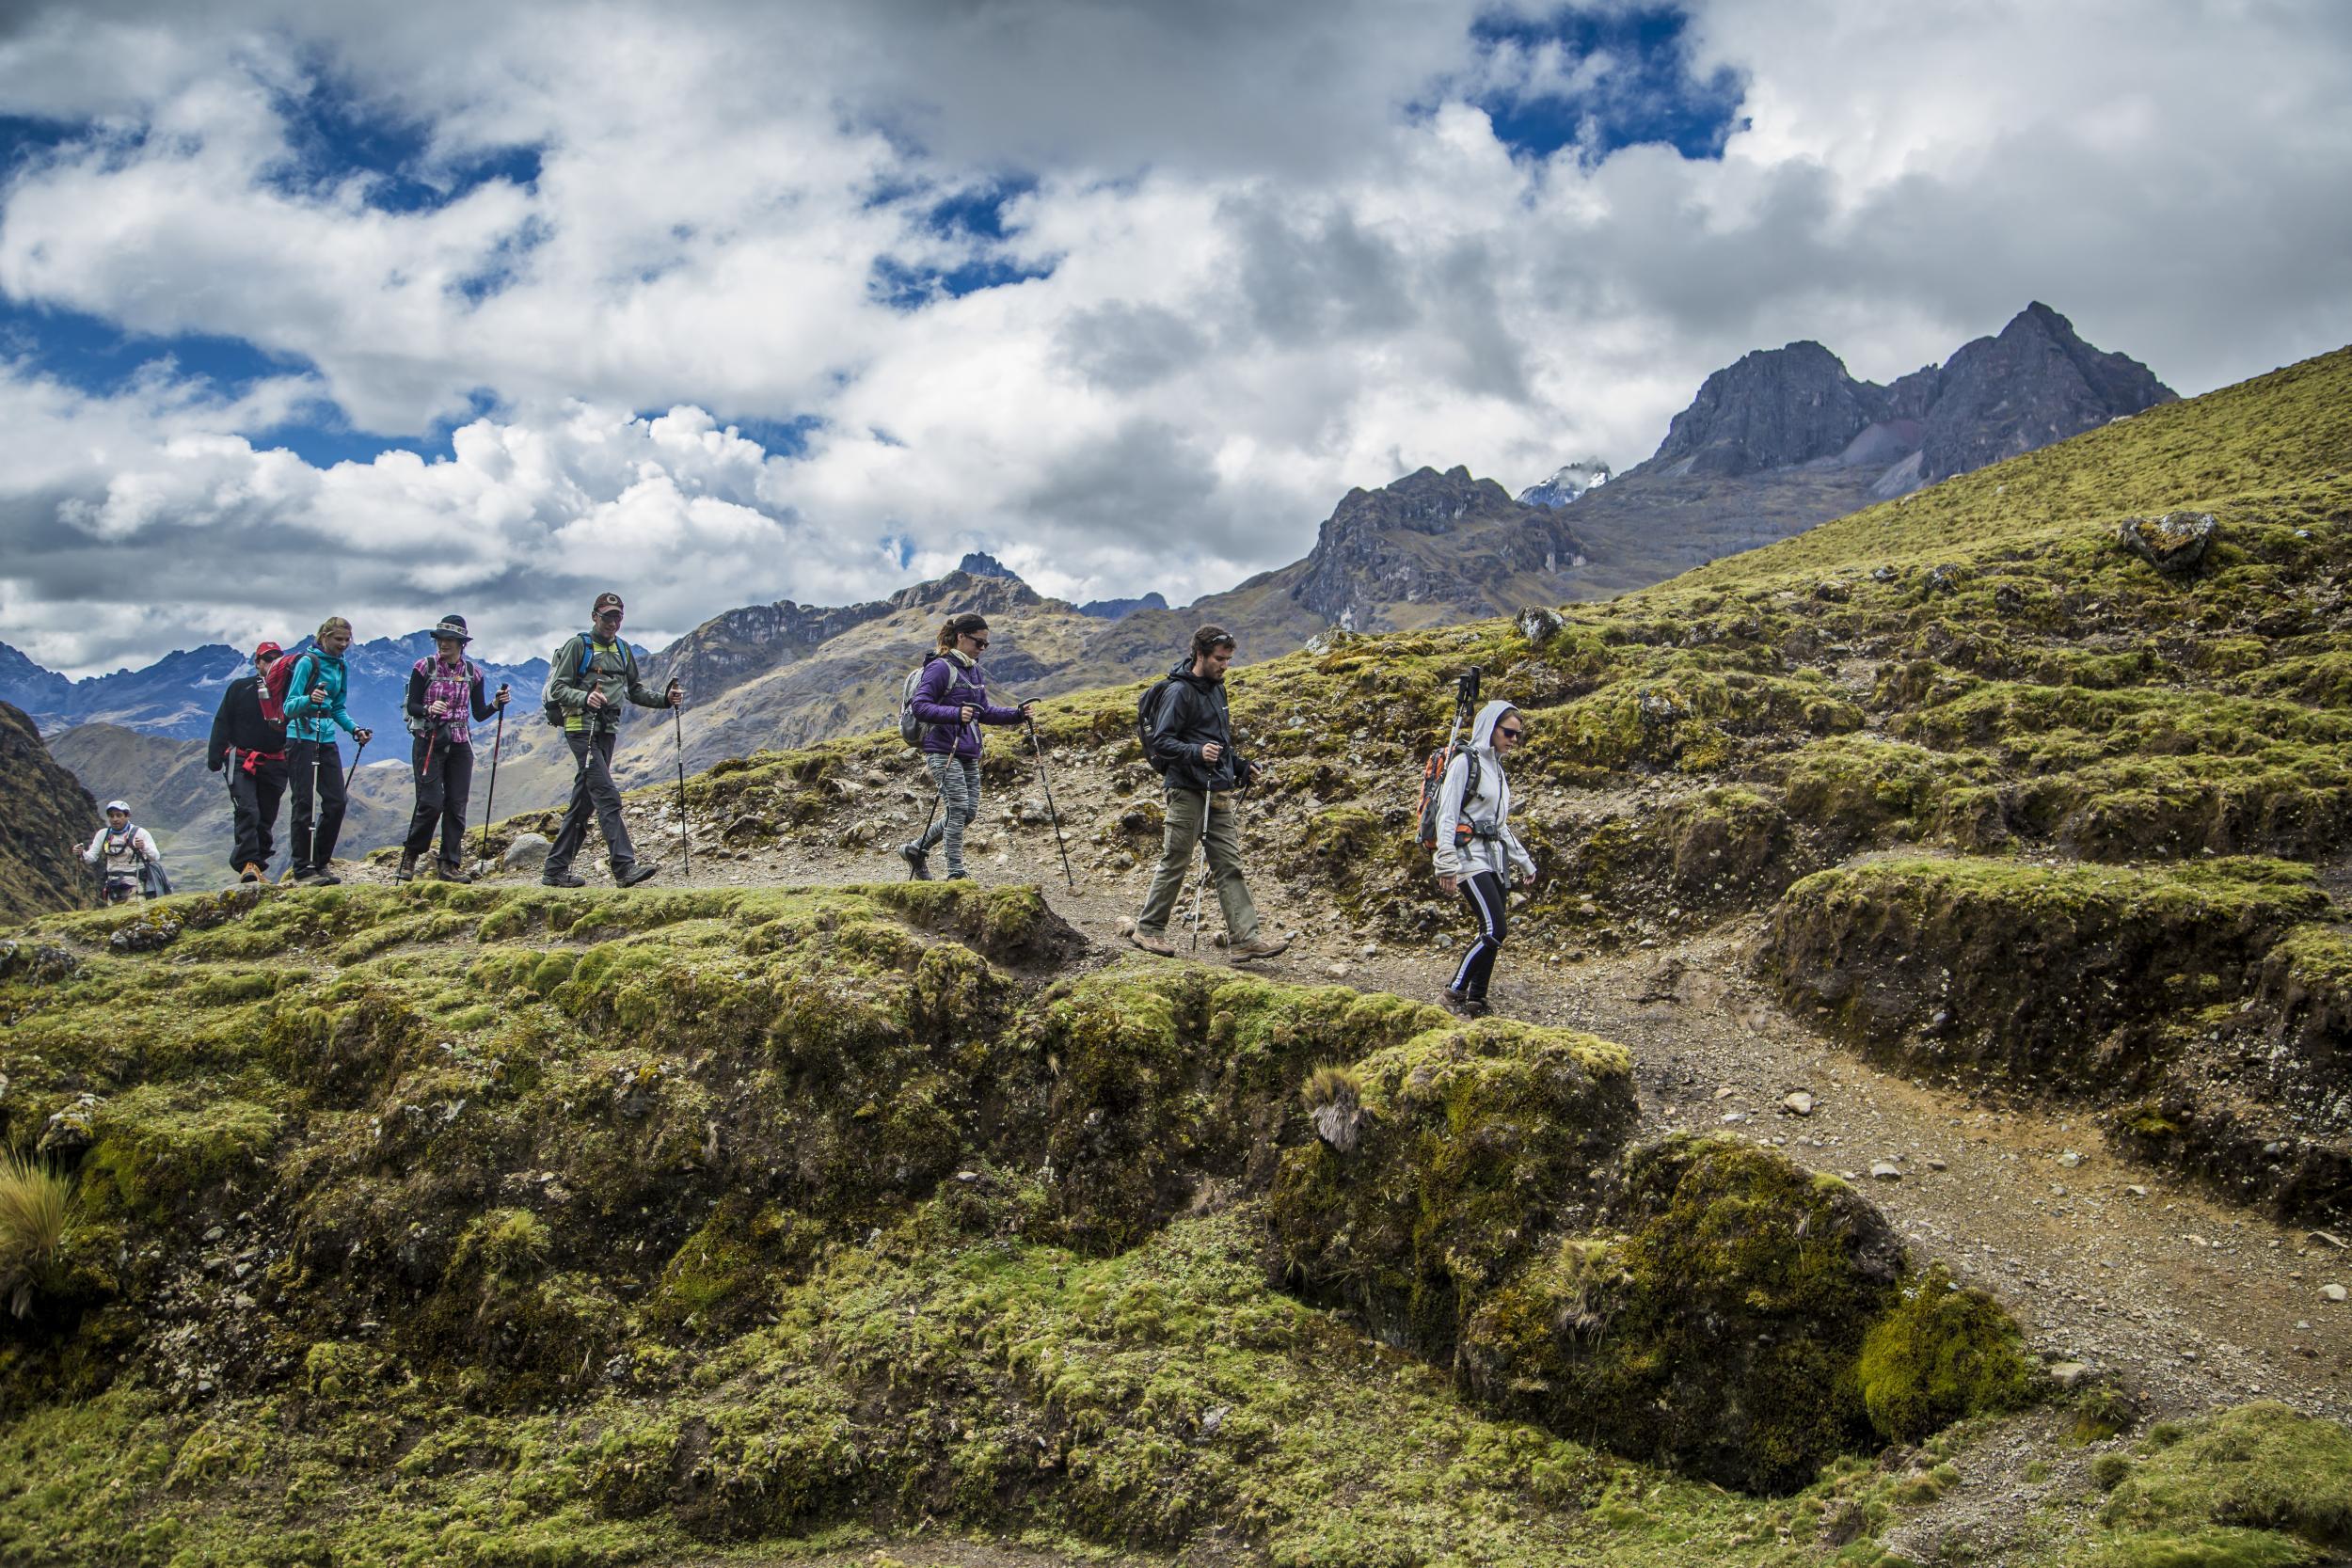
[3,880,2053,1564]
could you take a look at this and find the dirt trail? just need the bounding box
[344,783,2352,1432]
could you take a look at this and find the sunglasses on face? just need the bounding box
[969,637,989,649]
[1497,726,1523,739]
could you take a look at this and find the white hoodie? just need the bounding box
[1431,700,1537,881]
[83,824,162,879]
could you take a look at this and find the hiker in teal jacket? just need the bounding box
[282,616,374,884]
[541,591,681,888]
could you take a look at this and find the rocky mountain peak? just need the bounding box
[1290,465,1585,630]
[1918,302,2177,481]
[1645,341,1887,479]
[957,551,1022,580]
[892,568,1044,616]
[1518,458,1613,508]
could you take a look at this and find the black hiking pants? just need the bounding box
[289,739,348,875]
[404,737,476,866]
[548,729,636,875]
[228,754,287,872]
[1450,870,1508,1000]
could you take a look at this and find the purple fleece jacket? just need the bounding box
[910,652,1023,757]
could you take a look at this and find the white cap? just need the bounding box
[105,800,130,813]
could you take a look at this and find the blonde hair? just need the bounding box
[317,616,352,641]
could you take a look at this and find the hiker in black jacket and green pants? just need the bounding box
[543,592,681,888]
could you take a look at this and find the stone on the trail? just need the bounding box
[1327,962,1349,979]
[2058,1150,2084,1168]
[1714,1086,1736,1100]
[502,832,552,870]
[1869,1161,1903,1181]
[2048,1361,2090,1390]
[1781,1091,1816,1117]
[2322,1283,2348,1304]
[2118,510,2219,576]
[1926,1157,1947,1171]
[2126,1184,2149,1197]
[1360,943,1378,958]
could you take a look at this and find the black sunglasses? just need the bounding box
[968,636,989,648]
[1497,725,1523,739]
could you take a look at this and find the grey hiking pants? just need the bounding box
[1136,786,1259,941]
[917,753,981,875]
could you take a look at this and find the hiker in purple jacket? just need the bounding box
[898,611,1033,880]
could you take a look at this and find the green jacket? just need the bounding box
[548,634,668,734]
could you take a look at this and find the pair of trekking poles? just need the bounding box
[911,706,1077,892]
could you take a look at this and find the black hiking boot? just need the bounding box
[542,869,587,888]
[437,861,474,884]
[898,841,931,880]
[614,863,659,889]
[394,851,418,882]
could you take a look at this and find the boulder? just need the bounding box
[1514,605,1567,646]
[2118,511,2218,576]
[501,832,553,870]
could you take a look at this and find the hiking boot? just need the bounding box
[943,869,970,880]
[1441,985,1476,1019]
[1228,933,1291,961]
[542,869,587,888]
[1465,997,1493,1019]
[1129,927,1177,957]
[437,861,474,884]
[898,841,931,880]
[394,851,419,882]
[614,863,660,889]
[239,862,263,883]
[304,868,342,886]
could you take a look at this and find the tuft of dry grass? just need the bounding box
[0,1150,76,1317]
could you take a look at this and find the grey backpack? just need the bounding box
[898,657,946,746]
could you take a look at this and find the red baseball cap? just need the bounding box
[255,641,284,660]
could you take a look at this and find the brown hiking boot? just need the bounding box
[1129,927,1177,957]
[240,863,264,883]
[1228,933,1291,961]
[1441,985,1476,1018]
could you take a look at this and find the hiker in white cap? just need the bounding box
[78,800,167,905]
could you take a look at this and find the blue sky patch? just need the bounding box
[1462,5,1748,161]
[868,252,1056,310]
[710,413,824,458]
[0,296,303,400]
[265,68,542,213]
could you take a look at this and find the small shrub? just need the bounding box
[0,1151,78,1316]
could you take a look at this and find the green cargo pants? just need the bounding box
[1136,786,1259,942]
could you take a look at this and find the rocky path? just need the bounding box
[360,796,2352,1432]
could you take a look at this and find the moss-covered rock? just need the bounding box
[1459,1134,1918,1493]
[1269,1016,1635,1353]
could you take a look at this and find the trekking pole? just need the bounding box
[1187,795,1212,952]
[672,703,691,879]
[1024,712,1077,892]
[476,705,504,872]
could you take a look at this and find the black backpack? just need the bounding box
[1136,674,1183,773]
[1415,668,1483,852]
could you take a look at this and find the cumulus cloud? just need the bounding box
[0,0,2348,673]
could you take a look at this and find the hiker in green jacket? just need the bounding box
[542,592,681,888]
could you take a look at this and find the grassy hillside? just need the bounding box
[0,880,2064,1564]
[654,346,2352,1221]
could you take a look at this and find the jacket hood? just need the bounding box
[1469,699,1517,751]
[1168,660,1220,688]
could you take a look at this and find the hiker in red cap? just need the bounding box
[207,640,292,882]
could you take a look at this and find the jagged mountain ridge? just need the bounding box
[0,700,100,919]
[1556,302,2175,591]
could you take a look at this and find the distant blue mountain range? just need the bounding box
[0,633,580,748]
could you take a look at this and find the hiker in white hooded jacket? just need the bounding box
[1432,700,1537,1017]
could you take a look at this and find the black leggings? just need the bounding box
[1451,870,1508,1000]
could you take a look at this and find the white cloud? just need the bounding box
[0,0,2348,675]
